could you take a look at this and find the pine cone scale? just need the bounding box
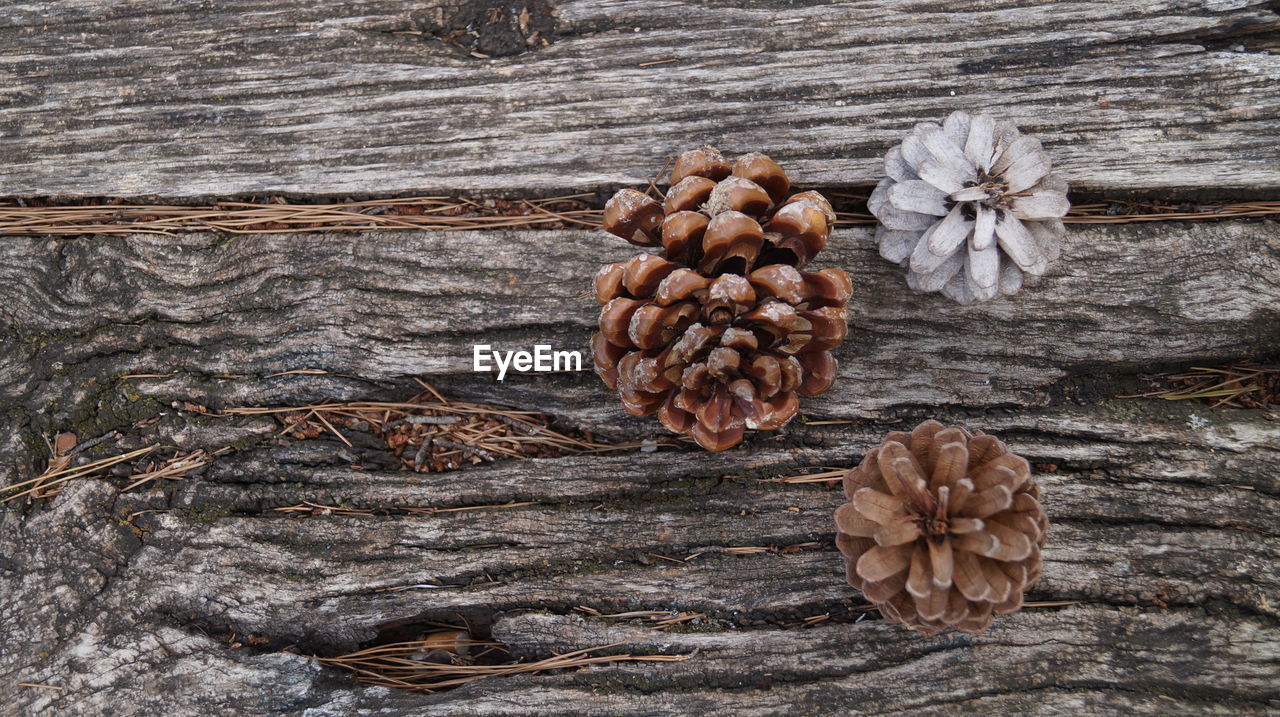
[928,537,954,588]
[834,502,877,537]
[603,189,663,246]
[664,176,716,214]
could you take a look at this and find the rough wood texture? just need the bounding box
[4,0,1280,712]
[1,405,1277,715]
[1,221,1278,714]
[1,222,1277,438]
[1,0,1278,197]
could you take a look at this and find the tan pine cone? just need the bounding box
[592,148,849,451]
[834,420,1048,635]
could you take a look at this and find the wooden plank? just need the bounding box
[1,0,1278,197]
[481,609,1280,714]
[0,220,1277,713]
[1,222,1276,446]
[3,2,1279,705]
[2,402,1276,714]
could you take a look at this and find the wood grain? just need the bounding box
[0,0,1277,197]
[1,401,1276,714]
[3,1,1280,711]
[1,221,1277,715]
[1,221,1276,445]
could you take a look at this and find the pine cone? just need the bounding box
[834,420,1048,635]
[868,111,1069,304]
[593,148,850,451]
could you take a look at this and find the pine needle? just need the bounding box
[4,443,231,503]
[318,640,689,693]
[270,500,536,517]
[122,447,230,491]
[3,446,155,502]
[760,468,846,484]
[224,393,674,472]
[1119,363,1278,408]
[2,195,1275,237]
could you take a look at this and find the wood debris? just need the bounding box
[226,383,671,472]
[1120,363,1278,408]
[318,637,688,693]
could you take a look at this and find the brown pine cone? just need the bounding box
[834,420,1048,635]
[592,148,849,451]
[602,147,836,273]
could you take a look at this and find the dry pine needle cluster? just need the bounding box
[225,383,654,472]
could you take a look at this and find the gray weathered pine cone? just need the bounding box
[868,111,1070,304]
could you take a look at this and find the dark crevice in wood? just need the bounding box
[498,606,1276,696]
[956,10,1280,75]
[865,681,1278,716]
[1162,3,1280,52]
[161,591,1256,690]
[1045,515,1279,539]
[1068,469,1280,501]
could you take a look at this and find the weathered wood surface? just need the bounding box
[1,0,1279,197]
[1,222,1278,715]
[2,403,1277,715]
[1,222,1277,437]
[3,0,1280,713]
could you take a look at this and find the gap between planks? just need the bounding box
[1,194,1278,237]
